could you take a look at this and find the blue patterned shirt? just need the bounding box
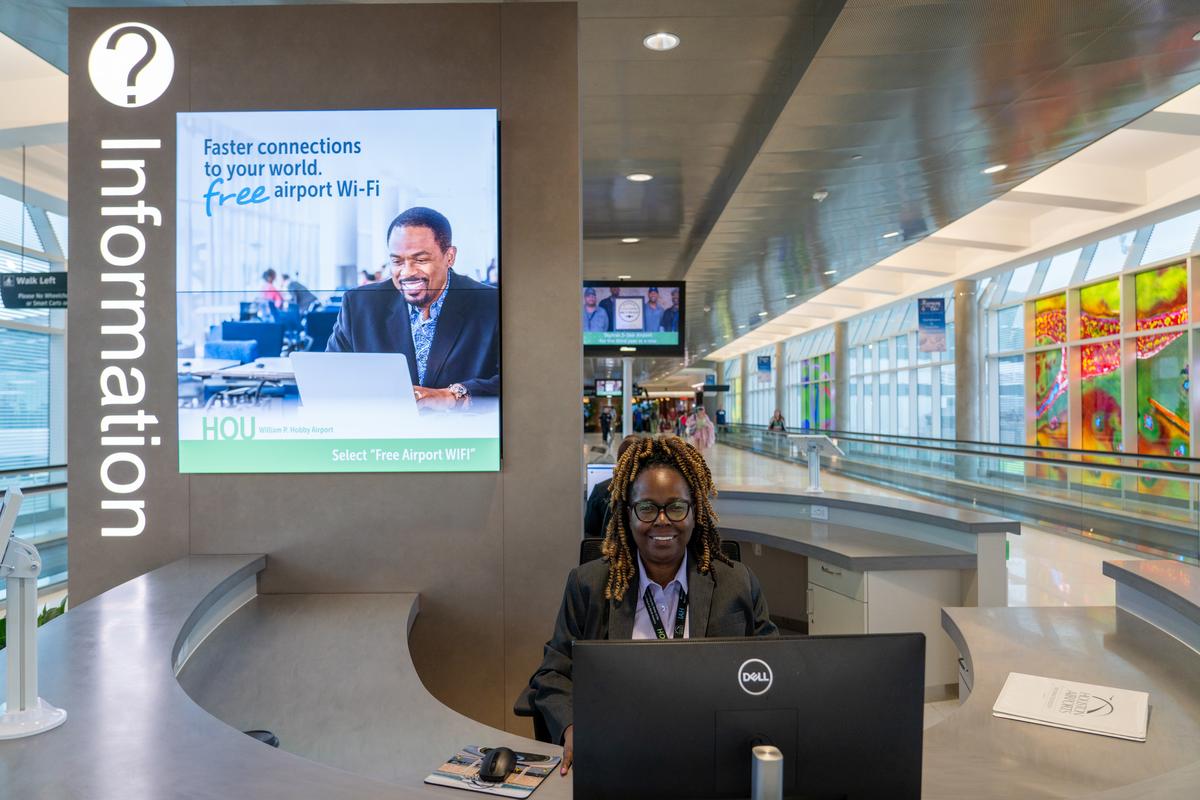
[409,271,451,385]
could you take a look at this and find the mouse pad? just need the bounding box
[425,744,562,798]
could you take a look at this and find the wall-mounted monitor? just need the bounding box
[595,379,623,397]
[175,108,500,473]
[582,280,684,356]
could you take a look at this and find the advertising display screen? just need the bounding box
[176,109,500,473]
[582,280,684,356]
[595,379,623,397]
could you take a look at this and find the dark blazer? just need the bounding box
[597,295,618,332]
[582,478,611,539]
[530,555,778,744]
[325,271,499,396]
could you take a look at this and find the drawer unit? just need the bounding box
[808,583,867,635]
[808,558,866,602]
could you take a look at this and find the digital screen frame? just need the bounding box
[582,280,685,357]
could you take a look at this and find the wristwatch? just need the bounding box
[448,383,470,407]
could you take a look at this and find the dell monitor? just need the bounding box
[573,634,925,800]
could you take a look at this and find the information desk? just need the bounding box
[5,554,1198,799]
[713,489,1015,690]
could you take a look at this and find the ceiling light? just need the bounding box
[703,306,711,312]
[1193,31,1200,41]
[812,189,829,202]
[850,154,864,161]
[618,274,632,280]
[620,237,640,243]
[785,293,796,299]
[643,32,680,51]
[737,324,747,330]
[823,270,837,275]
[758,311,769,317]
[625,172,654,182]
[882,231,900,239]
[982,163,1007,175]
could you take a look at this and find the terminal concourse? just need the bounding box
[2,2,1200,799]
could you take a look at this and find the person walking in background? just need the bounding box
[690,406,715,453]
[768,409,787,433]
[599,406,613,444]
[282,273,319,311]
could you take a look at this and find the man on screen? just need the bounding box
[326,207,499,410]
[660,287,681,332]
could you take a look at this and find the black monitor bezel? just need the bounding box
[582,280,685,357]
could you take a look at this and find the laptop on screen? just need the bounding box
[289,352,418,418]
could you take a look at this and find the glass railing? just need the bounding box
[716,425,1200,564]
[0,465,68,603]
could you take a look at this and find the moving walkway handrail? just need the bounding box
[719,425,1200,481]
[0,464,69,497]
[722,424,1200,468]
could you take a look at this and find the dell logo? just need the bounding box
[738,658,773,696]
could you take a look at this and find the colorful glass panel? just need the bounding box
[1034,294,1066,346]
[1080,342,1121,452]
[1079,279,1120,339]
[1135,263,1188,332]
[1136,332,1190,499]
[1035,348,1069,448]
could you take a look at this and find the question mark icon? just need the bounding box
[105,26,157,105]
[88,22,174,109]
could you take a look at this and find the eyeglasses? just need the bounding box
[629,499,692,523]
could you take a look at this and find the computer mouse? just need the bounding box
[478,746,516,783]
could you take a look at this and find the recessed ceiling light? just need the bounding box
[811,189,829,202]
[703,306,711,312]
[618,274,632,280]
[785,293,796,299]
[823,270,837,275]
[737,324,747,330]
[882,231,900,239]
[620,237,640,243]
[625,172,654,182]
[850,154,864,161]
[982,163,1007,175]
[758,311,769,317]
[643,32,681,51]
[1193,30,1200,41]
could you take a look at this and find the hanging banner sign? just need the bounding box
[1,272,68,309]
[917,297,946,352]
[757,355,772,384]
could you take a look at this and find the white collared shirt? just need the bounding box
[632,554,690,640]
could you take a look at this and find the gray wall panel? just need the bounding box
[68,3,579,733]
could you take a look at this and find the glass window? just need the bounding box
[1080,342,1122,452]
[995,305,1023,352]
[862,374,874,433]
[1087,232,1134,279]
[896,370,911,436]
[939,365,955,438]
[47,211,68,258]
[1004,263,1037,301]
[0,194,44,252]
[997,356,1024,445]
[1034,348,1069,448]
[849,379,859,431]
[1079,278,1120,339]
[0,328,50,470]
[1039,249,1081,293]
[877,338,890,371]
[1034,294,1067,346]
[1135,263,1188,331]
[0,251,51,325]
[878,371,893,435]
[895,333,909,368]
[1136,332,1189,458]
[1141,209,1200,266]
[917,368,933,437]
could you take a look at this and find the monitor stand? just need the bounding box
[751,745,784,800]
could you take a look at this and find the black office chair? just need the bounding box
[514,538,742,742]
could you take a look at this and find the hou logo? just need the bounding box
[738,658,773,696]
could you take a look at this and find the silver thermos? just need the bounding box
[751,745,784,800]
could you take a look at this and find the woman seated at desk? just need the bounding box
[532,435,777,774]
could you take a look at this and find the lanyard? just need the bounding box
[643,584,688,640]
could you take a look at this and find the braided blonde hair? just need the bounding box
[601,434,730,601]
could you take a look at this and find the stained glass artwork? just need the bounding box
[1079,279,1120,339]
[1135,263,1188,332]
[1034,294,1067,346]
[1136,332,1190,499]
[1080,342,1121,451]
[1035,348,1069,448]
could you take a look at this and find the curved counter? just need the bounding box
[926,560,1200,799]
[0,556,565,800]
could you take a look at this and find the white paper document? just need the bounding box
[992,672,1149,742]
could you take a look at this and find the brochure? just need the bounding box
[425,745,561,798]
[992,672,1149,742]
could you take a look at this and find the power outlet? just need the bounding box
[753,542,762,557]
[810,505,829,521]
